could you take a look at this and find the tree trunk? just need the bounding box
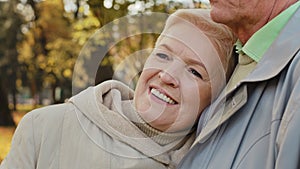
[0,80,15,126]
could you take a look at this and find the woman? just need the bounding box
[0,9,236,169]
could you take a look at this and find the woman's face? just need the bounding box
[134,36,224,132]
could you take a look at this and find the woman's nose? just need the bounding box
[158,70,179,88]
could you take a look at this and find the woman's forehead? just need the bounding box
[157,37,195,55]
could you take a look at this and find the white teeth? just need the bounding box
[150,88,176,104]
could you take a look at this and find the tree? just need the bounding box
[0,0,23,126]
[18,0,82,103]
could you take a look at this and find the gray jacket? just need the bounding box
[178,7,300,169]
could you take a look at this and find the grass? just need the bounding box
[0,127,15,163]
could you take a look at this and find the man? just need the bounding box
[178,0,300,168]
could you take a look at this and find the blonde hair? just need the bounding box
[160,9,237,81]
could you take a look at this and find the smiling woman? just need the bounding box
[0,9,236,169]
[134,9,236,134]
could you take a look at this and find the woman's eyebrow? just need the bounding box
[187,58,208,76]
[159,43,174,53]
[187,58,206,69]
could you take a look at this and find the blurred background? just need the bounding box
[0,0,210,162]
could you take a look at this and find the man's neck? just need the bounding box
[235,0,298,44]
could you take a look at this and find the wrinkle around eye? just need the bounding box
[189,66,211,82]
[188,68,203,79]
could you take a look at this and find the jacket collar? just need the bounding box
[243,7,300,83]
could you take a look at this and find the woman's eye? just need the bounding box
[189,68,203,79]
[156,53,169,60]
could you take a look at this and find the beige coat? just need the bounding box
[0,80,194,169]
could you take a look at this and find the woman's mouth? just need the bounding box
[150,88,177,105]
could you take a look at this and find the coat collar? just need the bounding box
[69,80,186,165]
[243,7,300,83]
